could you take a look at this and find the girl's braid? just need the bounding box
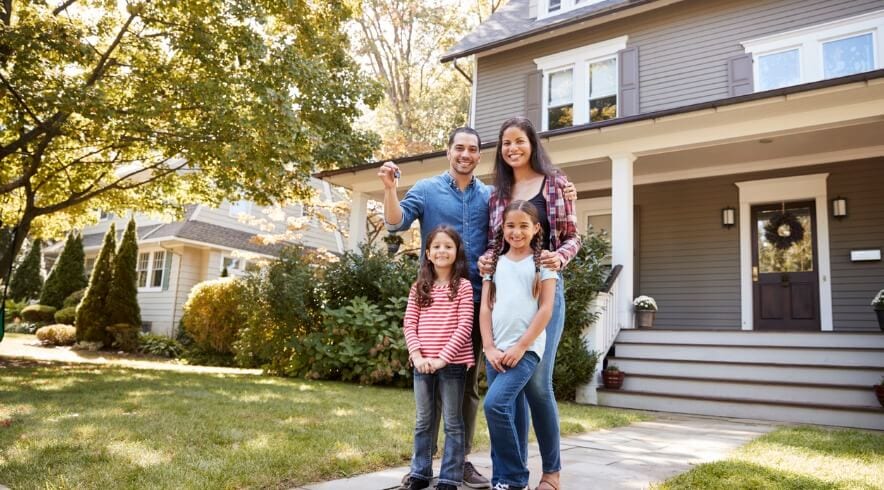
[530,232,543,299]
[487,226,505,307]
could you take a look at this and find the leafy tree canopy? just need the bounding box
[0,0,381,273]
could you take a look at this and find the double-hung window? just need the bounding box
[535,36,627,131]
[137,250,166,290]
[743,10,883,92]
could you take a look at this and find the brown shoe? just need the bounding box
[463,461,491,489]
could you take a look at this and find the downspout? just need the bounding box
[452,57,473,84]
[160,241,183,338]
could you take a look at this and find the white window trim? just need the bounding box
[538,0,607,20]
[742,10,884,90]
[535,36,627,131]
[137,250,166,292]
[228,200,252,218]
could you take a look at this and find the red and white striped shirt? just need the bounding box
[403,280,475,367]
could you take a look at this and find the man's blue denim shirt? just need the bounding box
[386,171,491,302]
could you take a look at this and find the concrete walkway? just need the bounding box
[297,413,777,490]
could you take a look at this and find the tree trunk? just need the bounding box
[0,217,33,285]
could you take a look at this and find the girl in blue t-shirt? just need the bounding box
[479,200,557,490]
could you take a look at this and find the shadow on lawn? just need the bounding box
[659,460,872,490]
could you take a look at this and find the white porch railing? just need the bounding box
[576,265,624,405]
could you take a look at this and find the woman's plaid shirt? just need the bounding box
[486,173,582,267]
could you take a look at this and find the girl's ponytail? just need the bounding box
[531,233,543,299]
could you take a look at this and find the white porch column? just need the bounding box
[348,191,369,251]
[611,153,636,329]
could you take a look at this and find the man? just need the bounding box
[379,127,491,490]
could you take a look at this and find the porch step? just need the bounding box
[616,329,884,348]
[597,389,884,431]
[614,342,884,367]
[620,374,878,407]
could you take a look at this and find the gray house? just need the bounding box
[319,0,884,430]
[46,178,344,337]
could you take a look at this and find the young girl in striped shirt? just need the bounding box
[402,225,475,490]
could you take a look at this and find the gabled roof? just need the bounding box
[81,221,284,256]
[442,0,665,62]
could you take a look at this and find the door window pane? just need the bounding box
[757,207,813,273]
[823,33,874,79]
[758,49,800,91]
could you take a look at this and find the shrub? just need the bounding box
[62,289,86,309]
[54,306,77,325]
[21,304,57,323]
[9,239,44,302]
[77,224,115,345]
[182,278,249,354]
[319,243,417,309]
[553,231,610,401]
[35,324,77,346]
[7,321,38,334]
[106,219,141,327]
[233,246,324,373]
[138,334,184,358]
[293,296,411,386]
[106,323,140,352]
[39,233,87,308]
[4,298,27,323]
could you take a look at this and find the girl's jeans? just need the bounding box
[484,352,540,488]
[410,363,467,487]
[516,275,565,473]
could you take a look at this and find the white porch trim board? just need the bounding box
[348,191,369,251]
[735,173,833,331]
[611,153,636,329]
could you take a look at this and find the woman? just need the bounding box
[480,116,580,490]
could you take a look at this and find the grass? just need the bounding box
[656,426,884,490]
[0,360,649,489]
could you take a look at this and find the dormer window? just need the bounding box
[539,0,607,19]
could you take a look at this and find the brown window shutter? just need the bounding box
[525,70,542,128]
[618,47,639,117]
[728,54,754,96]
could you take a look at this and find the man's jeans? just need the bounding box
[428,304,482,456]
[516,275,565,473]
[410,363,468,487]
[484,352,540,488]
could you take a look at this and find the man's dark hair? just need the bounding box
[447,127,481,148]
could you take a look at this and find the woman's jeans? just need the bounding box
[410,363,467,487]
[484,352,540,488]
[516,275,565,473]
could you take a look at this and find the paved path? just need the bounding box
[296,413,777,490]
[0,333,261,375]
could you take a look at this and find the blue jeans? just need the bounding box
[484,352,540,488]
[516,275,565,473]
[411,363,467,486]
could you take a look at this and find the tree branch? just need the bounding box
[52,0,78,15]
[85,12,136,87]
[0,70,42,125]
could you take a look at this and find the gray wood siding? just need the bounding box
[633,160,884,330]
[473,0,884,141]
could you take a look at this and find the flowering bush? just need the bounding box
[633,295,658,311]
[872,289,884,310]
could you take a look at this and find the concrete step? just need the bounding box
[621,374,879,407]
[614,342,884,367]
[598,389,884,431]
[610,357,884,385]
[616,329,884,348]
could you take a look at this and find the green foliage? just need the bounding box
[39,233,87,308]
[76,224,116,345]
[233,246,324,373]
[21,304,57,323]
[320,243,417,309]
[138,334,184,358]
[554,231,611,401]
[8,239,43,302]
[106,219,141,327]
[35,324,77,346]
[54,306,77,325]
[182,278,250,354]
[63,289,86,309]
[294,296,411,386]
[106,323,140,352]
[4,298,27,322]
[6,321,38,334]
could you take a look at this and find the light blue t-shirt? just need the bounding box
[491,255,557,360]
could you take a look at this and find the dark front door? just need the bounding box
[751,201,820,331]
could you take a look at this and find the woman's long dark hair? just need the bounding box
[493,116,557,200]
[414,225,469,308]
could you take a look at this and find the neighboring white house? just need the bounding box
[44,178,344,337]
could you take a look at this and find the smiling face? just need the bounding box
[500,126,533,170]
[426,231,458,271]
[503,209,541,252]
[446,132,480,177]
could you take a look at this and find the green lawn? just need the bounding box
[0,360,648,489]
[656,426,884,490]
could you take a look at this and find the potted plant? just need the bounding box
[633,295,658,328]
[602,364,625,390]
[872,289,884,331]
[875,377,884,408]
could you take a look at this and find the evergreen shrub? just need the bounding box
[107,323,140,352]
[63,289,86,309]
[35,324,77,345]
[21,304,57,323]
[182,278,249,354]
[77,224,115,345]
[106,220,141,327]
[54,306,77,325]
[39,233,87,308]
[9,240,43,302]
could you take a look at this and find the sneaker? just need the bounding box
[491,484,526,490]
[435,484,458,490]
[463,462,491,489]
[400,476,430,490]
